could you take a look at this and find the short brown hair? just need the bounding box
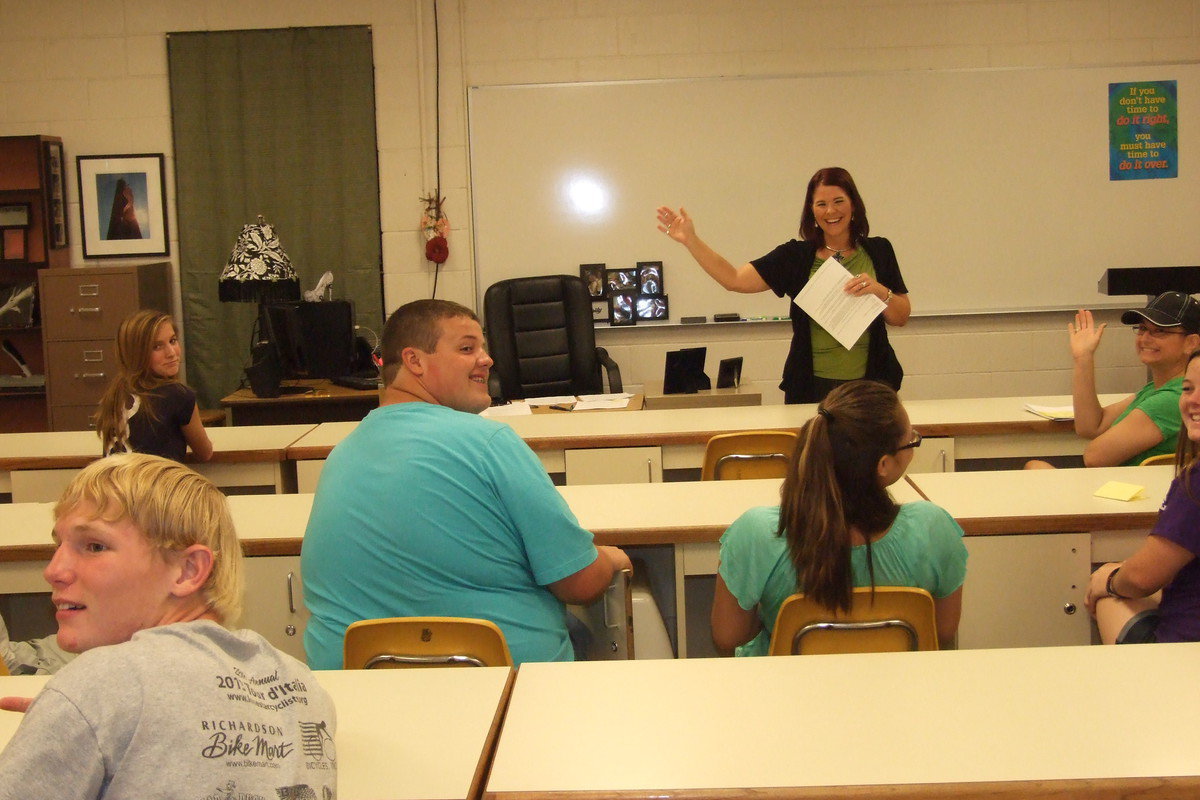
[380,299,479,385]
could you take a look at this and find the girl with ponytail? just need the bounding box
[711,380,967,656]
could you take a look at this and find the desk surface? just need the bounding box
[220,378,380,407]
[0,667,513,800]
[285,394,1124,459]
[0,424,316,471]
[0,467,1168,563]
[486,644,1200,799]
[908,464,1173,535]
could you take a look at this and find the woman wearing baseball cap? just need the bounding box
[1028,291,1200,469]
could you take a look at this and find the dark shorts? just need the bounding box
[1115,609,1160,644]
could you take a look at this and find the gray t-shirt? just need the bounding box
[0,620,337,799]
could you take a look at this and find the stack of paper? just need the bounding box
[1023,404,1074,421]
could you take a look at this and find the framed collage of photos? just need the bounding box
[580,260,669,326]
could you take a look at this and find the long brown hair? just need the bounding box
[95,310,178,455]
[798,166,870,246]
[778,380,906,612]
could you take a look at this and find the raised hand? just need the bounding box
[1068,309,1106,360]
[655,206,694,245]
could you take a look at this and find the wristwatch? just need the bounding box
[884,289,894,303]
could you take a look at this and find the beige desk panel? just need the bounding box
[487,645,1200,797]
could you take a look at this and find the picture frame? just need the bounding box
[609,291,637,326]
[635,293,669,321]
[637,261,664,295]
[77,153,169,258]
[591,300,608,321]
[43,140,67,248]
[0,203,31,261]
[717,356,744,389]
[606,266,638,294]
[580,263,607,298]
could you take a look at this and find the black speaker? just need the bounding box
[245,342,283,398]
[297,301,355,378]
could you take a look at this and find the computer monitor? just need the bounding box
[259,300,356,379]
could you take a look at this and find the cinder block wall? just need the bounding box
[3,0,1192,399]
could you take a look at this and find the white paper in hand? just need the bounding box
[793,257,886,350]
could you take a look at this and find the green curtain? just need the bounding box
[167,26,382,407]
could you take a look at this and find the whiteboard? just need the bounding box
[468,65,1199,321]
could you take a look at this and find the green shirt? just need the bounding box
[718,502,968,656]
[809,249,874,379]
[1112,376,1184,466]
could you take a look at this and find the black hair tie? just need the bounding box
[817,407,834,422]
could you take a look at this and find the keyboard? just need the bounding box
[331,374,382,391]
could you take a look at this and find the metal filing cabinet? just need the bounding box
[38,263,172,430]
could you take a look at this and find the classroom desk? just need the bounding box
[0,668,514,800]
[485,645,1200,800]
[905,465,1174,650]
[220,378,380,426]
[0,424,316,503]
[0,468,1170,657]
[286,394,1123,491]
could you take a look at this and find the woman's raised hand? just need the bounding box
[656,206,694,245]
[1068,309,1106,359]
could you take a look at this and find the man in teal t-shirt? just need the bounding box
[301,299,631,668]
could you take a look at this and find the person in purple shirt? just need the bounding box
[1086,349,1200,643]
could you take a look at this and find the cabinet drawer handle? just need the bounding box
[70,306,101,314]
[73,372,106,379]
[287,571,296,613]
[82,350,104,362]
[77,284,100,296]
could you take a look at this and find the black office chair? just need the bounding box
[484,275,622,402]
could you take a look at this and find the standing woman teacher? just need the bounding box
[657,167,911,404]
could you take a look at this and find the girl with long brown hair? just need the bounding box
[95,310,212,463]
[711,380,967,656]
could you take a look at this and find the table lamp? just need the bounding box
[218,215,301,302]
[218,216,301,397]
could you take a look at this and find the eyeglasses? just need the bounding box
[895,429,923,452]
[1131,324,1187,339]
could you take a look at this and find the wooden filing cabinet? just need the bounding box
[38,262,172,431]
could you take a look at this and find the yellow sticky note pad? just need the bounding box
[1094,481,1146,502]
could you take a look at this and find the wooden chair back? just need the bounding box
[701,430,799,481]
[768,587,939,656]
[343,616,514,669]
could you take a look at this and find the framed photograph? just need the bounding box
[635,293,669,321]
[580,263,607,298]
[717,356,744,389]
[591,300,608,321]
[609,291,637,326]
[43,140,67,248]
[0,203,31,261]
[606,267,638,294]
[637,261,664,295]
[77,153,169,258]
